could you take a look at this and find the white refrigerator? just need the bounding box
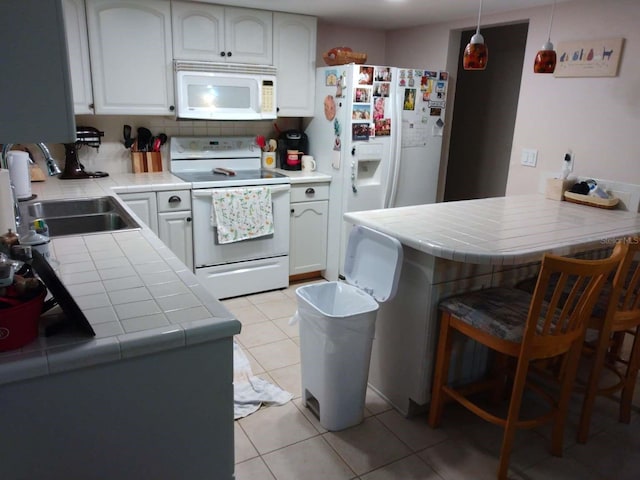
[306,64,449,280]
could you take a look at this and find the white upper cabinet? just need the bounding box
[86,0,175,115]
[273,13,317,117]
[172,2,272,65]
[62,0,94,114]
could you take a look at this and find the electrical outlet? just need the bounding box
[521,148,538,167]
[564,150,574,172]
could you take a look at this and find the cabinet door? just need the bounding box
[62,0,94,114]
[273,13,317,117]
[290,200,328,275]
[86,0,174,115]
[118,192,158,235]
[158,211,194,271]
[171,1,224,62]
[224,7,272,65]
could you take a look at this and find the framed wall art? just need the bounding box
[554,37,624,78]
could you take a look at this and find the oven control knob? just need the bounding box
[168,195,182,204]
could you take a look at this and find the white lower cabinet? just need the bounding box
[119,190,193,270]
[157,191,193,271]
[289,183,329,276]
[118,192,158,235]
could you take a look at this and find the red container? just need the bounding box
[0,288,46,352]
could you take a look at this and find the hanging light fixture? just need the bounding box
[534,0,557,73]
[463,0,488,70]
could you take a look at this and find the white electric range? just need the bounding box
[170,136,291,299]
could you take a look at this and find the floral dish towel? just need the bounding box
[210,187,274,244]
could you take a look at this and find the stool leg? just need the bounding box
[578,326,611,444]
[555,341,583,453]
[428,312,454,428]
[620,330,640,423]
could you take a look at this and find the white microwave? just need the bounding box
[174,61,277,121]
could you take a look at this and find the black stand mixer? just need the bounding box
[59,126,109,179]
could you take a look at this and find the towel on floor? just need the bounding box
[234,341,292,419]
[210,187,274,244]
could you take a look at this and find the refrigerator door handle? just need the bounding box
[385,88,403,208]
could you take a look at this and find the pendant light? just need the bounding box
[463,0,488,70]
[534,0,557,73]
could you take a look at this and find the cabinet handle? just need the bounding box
[186,217,192,222]
[220,51,226,57]
[227,51,232,57]
[169,105,175,112]
[305,188,315,195]
[89,103,94,110]
[168,195,182,204]
[290,208,295,214]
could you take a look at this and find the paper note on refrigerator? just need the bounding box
[401,119,429,147]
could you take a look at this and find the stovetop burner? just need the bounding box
[173,169,289,188]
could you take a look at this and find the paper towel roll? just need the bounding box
[6,150,32,200]
[0,170,17,235]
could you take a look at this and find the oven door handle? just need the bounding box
[192,185,290,197]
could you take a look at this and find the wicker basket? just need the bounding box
[322,48,368,66]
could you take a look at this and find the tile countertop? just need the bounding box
[273,169,331,184]
[0,172,236,387]
[344,194,640,266]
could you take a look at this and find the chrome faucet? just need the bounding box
[1,143,62,176]
[1,144,61,228]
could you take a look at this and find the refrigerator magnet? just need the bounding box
[352,105,371,121]
[403,89,416,111]
[430,107,442,116]
[375,119,391,137]
[324,95,336,121]
[325,69,338,86]
[352,123,370,141]
[374,67,391,82]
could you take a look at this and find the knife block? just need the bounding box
[131,152,163,173]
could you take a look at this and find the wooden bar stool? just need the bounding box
[578,238,640,443]
[428,245,624,480]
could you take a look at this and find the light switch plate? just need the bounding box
[521,148,538,167]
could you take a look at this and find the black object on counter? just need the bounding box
[277,130,309,170]
[569,181,591,195]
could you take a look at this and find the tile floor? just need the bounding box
[223,279,640,480]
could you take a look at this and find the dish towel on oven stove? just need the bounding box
[210,187,274,244]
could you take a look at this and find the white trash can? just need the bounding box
[295,225,403,431]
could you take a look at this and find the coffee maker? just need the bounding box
[60,126,109,179]
[277,130,309,170]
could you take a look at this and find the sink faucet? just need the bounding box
[1,143,62,176]
[0,143,61,228]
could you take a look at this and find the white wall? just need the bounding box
[316,21,387,66]
[383,0,640,196]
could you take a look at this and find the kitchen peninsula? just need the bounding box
[344,194,640,417]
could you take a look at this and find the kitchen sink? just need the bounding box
[26,197,117,218]
[19,196,141,237]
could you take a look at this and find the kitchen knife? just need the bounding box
[123,125,134,149]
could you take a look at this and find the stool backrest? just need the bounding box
[524,243,625,356]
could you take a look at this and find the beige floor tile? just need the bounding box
[376,410,449,452]
[272,315,300,338]
[222,296,252,309]
[365,387,393,415]
[262,436,356,480]
[234,422,259,464]
[246,289,291,305]
[249,338,301,371]
[360,454,442,480]
[293,397,327,434]
[239,401,319,455]
[520,456,602,480]
[241,347,265,375]
[322,416,412,475]
[268,363,302,399]
[564,426,640,479]
[234,457,275,480]
[255,298,298,320]
[417,437,525,480]
[237,321,288,348]
[229,304,270,326]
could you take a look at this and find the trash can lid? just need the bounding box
[343,225,403,303]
